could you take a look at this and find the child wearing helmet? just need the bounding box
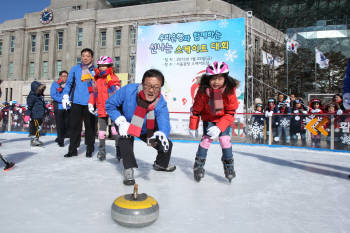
[308,98,323,148]
[249,103,265,144]
[290,98,308,146]
[189,61,239,182]
[275,100,291,144]
[265,97,278,143]
[88,56,121,161]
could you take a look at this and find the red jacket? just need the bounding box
[89,68,120,117]
[189,89,238,132]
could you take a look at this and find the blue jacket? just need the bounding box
[50,81,70,110]
[105,83,171,137]
[26,81,46,119]
[63,64,95,105]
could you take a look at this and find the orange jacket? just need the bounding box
[189,89,238,132]
[89,68,120,117]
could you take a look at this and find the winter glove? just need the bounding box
[24,115,30,123]
[293,110,299,114]
[189,129,198,138]
[88,103,97,115]
[311,109,321,113]
[207,126,221,139]
[62,94,71,110]
[115,116,130,137]
[148,131,169,153]
[337,109,343,115]
[302,111,308,114]
[274,136,280,142]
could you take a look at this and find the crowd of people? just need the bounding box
[248,93,350,149]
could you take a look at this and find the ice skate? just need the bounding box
[222,159,236,182]
[97,148,106,161]
[193,157,206,182]
[123,168,135,185]
[31,137,43,147]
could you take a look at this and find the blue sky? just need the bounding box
[0,0,51,23]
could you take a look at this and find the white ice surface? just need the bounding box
[1,133,350,233]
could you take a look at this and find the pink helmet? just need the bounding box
[205,61,229,76]
[97,56,113,65]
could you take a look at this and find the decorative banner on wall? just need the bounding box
[136,18,245,109]
[135,18,245,134]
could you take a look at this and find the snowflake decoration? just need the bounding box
[340,134,350,145]
[280,118,290,128]
[225,50,238,62]
[247,122,264,139]
[219,20,229,28]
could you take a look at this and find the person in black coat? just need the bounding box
[25,81,47,146]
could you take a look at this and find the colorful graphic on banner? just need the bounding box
[135,18,246,115]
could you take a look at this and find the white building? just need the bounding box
[0,0,283,104]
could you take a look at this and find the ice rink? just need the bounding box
[1,133,350,233]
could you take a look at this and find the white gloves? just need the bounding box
[115,116,130,137]
[207,126,221,139]
[337,109,343,115]
[265,111,273,117]
[311,109,321,113]
[302,111,308,114]
[149,131,169,152]
[189,129,198,138]
[62,94,71,110]
[293,110,299,114]
[88,103,97,115]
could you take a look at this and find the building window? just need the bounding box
[76,57,81,64]
[129,56,135,74]
[114,56,120,73]
[100,30,107,47]
[31,34,36,52]
[57,31,63,50]
[130,27,136,45]
[77,28,83,47]
[44,33,49,52]
[115,29,121,46]
[56,60,62,77]
[255,36,260,53]
[0,40,2,55]
[29,62,35,78]
[43,61,48,78]
[72,5,81,10]
[8,63,13,78]
[10,36,15,53]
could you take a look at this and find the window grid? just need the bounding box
[77,28,83,47]
[44,33,49,52]
[0,40,3,55]
[129,56,135,74]
[115,29,121,46]
[56,60,62,77]
[8,63,13,78]
[114,56,120,73]
[31,34,36,52]
[43,61,48,78]
[130,27,136,45]
[100,31,107,47]
[10,36,15,53]
[57,31,63,50]
[29,62,35,78]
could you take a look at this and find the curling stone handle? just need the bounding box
[133,184,138,200]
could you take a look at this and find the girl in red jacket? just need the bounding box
[189,61,239,182]
[88,56,120,161]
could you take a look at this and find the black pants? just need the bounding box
[68,104,96,153]
[54,109,70,144]
[119,135,173,169]
[29,118,43,138]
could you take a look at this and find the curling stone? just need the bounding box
[111,184,159,227]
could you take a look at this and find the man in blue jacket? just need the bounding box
[50,70,70,147]
[61,48,97,157]
[106,69,176,185]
